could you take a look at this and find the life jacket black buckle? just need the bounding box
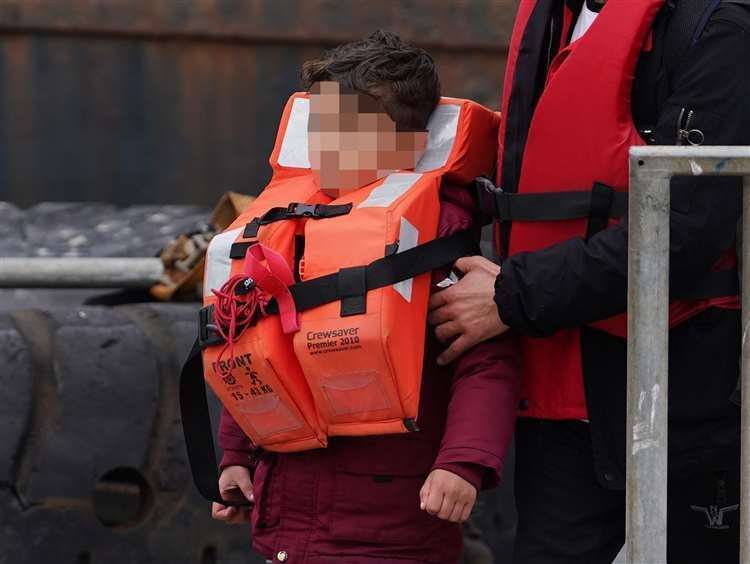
[234,277,256,295]
[288,202,319,217]
[198,305,225,348]
[475,176,504,224]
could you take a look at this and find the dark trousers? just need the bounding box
[513,419,740,564]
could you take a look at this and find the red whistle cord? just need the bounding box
[211,274,269,378]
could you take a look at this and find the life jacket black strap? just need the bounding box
[270,229,480,316]
[179,339,249,506]
[243,203,353,239]
[206,230,479,345]
[476,177,628,222]
[474,178,739,301]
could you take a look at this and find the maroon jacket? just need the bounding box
[218,185,521,564]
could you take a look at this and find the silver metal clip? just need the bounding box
[677,107,705,146]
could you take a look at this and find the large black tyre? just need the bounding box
[0,304,262,564]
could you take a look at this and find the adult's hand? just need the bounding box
[429,255,508,365]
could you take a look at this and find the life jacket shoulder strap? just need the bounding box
[179,338,248,506]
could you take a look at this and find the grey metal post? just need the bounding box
[627,154,671,563]
[627,146,750,564]
[742,177,750,564]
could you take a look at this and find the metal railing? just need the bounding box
[627,146,750,563]
[0,258,164,288]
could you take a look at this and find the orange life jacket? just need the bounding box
[195,93,499,452]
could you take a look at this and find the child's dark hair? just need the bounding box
[301,30,441,131]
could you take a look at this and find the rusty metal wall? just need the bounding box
[0,0,516,207]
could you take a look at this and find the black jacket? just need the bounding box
[495,0,750,489]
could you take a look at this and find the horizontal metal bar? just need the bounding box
[0,258,164,288]
[631,146,750,177]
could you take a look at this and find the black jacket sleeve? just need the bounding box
[496,8,750,337]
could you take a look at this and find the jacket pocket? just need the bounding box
[251,455,281,531]
[328,436,453,545]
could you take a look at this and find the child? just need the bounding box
[210,30,520,564]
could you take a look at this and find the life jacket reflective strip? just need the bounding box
[197,93,499,452]
[496,0,739,420]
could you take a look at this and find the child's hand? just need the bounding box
[210,465,254,524]
[419,468,477,523]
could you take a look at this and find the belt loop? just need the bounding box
[586,182,615,240]
[337,266,367,317]
[243,219,260,239]
[496,192,512,222]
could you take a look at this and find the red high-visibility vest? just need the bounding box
[495,0,739,419]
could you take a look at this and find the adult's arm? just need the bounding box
[497,11,750,336]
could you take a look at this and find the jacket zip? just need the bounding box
[677,107,705,146]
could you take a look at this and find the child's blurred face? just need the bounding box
[308,81,429,198]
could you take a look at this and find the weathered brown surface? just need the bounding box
[0,0,518,207]
[0,0,517,48]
